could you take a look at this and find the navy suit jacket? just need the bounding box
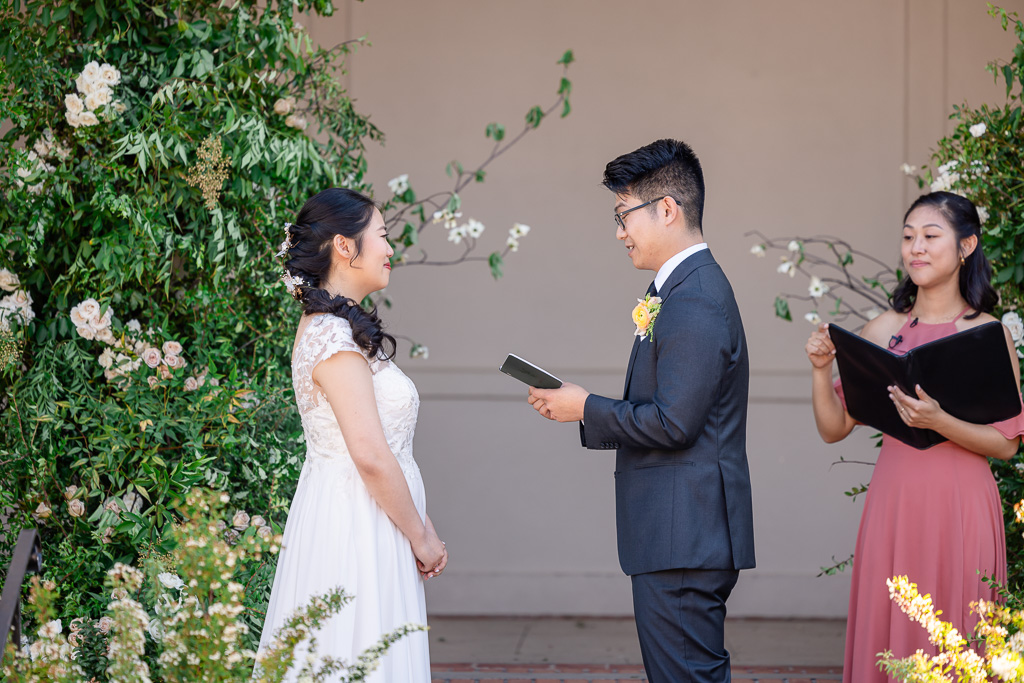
[580,249,756,576]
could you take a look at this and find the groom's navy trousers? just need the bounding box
[581,249,755,683]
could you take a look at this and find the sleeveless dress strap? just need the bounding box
[951,306,972,322]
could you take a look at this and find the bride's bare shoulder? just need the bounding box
[858,309,903,347]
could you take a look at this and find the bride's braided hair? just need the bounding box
[283,188,396,360]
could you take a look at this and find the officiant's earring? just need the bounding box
[960,255,966,266]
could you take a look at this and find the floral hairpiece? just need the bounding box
[275,222,294,258]
[281,269,306,300]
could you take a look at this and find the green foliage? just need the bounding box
[0,0,575,660]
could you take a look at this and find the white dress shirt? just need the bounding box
[653,242,708,294]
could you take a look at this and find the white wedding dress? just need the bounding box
[256,313,430,682]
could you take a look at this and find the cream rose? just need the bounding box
[184,377,198,391]
[65,93,84,116]
[82,61,100,82]
[68,499,85,518]
[1003,311,1024,345]
[96,328,116,345]
[232,510,250,530]
[96,616,113,634]
[64,485,78,500]
[92,307,113,330]
[0,269,20,292]
[162,340,182,356]
[85,87,112,111]
[76,324,97,341]
[79,111,99,127]
[98,63,121,86]
[65,111,82,128]
[142,347,162,368]
[98,348,116,369]
[77,298,100,320]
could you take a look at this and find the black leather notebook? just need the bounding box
[829,321,1021,449]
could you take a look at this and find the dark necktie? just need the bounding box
[647,282,657,297]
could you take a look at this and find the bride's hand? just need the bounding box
[421,543,448,580]
[412,529,445,577]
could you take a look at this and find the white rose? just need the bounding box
[64,485,78,500]
[96,327,115,345]
[184,377,198,391]
[126,319,141,333]
[85,87,112,111]
[75,73,94,95]
[164,353,184,369]
[162,340,182,356]
[78,111,99,127]
[76,324,97,341]
[65,111,82,128]
[969,122,987,138]
[977,206,989,224]
[141,348,160,368]
[34,502,52,519]
[78,299,100,319]
[98,64,121,86]
[68,499,85,518]
[95,617,113,634]
[92,307,113,330]
[98,348,115,369]
[147,375,160,389]
[1003,311,1024,345]
[65,93,84,116]
[81,61,100,82]
[257,525,273,540]
[250,515,266,528]
[232,510,250,530]
[0,269,19,292]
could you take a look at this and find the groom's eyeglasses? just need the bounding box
[614,196,681,231]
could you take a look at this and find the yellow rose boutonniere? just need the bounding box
[632,294,662,341]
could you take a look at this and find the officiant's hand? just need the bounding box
[528,383,589,422]
[889,383,944,429]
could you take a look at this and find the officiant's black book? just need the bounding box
[829,321,1021,449]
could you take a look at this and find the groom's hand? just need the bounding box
[528,383,589,423]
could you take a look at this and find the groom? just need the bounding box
[528,139,755,682]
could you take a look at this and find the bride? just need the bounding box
[255,187,447,681]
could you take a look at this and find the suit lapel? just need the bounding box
[621,250,717,398]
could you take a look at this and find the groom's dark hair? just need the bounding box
[602,138,705,234]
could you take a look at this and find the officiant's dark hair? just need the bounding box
[285,188,397,360]
[602,138,705,234]
[890,191,996,320]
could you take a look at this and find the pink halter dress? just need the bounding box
[835,309,1024,682]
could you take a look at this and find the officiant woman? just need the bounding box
[804,191,1024,682]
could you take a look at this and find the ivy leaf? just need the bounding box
[562,98,571,118]
[557,49,575,66]
[774,296,792,321]
[488,252,504,280]
[525,105,544,129]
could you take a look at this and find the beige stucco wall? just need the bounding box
[304,0,1024,617]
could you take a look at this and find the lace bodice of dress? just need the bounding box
[292,314,421,482]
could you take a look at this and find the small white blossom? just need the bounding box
[900,163,917,176]
[465,218,485,238]
[447,226,467,244]
[38,620,62,639]
[387,174,410,196]
[750,244,766,257]
[510,223,531,238]
[977,206,989,224]
[411,344,429,360]
[777,259,796,277]
[969,122,987,138]
[808,276,829,298]
[805,311,822,325]
[506,235,519,252]
[787,240,801,253]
